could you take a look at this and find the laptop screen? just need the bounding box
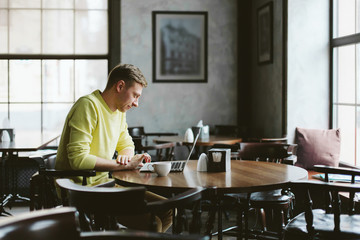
[185,127,202,162]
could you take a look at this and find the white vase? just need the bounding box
[184,128,194,142]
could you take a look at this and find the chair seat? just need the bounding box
[284,209,360,239]
[250,190,292,205]
[226,190,292,205]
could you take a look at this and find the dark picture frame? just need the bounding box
[257,2,273,64]
[152,11,208,83]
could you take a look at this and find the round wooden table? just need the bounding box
[153,135,243,147]
[113,160,308,194]
[113,160,307,239]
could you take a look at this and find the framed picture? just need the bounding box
[152,11,208,83]
[257,2,273,64]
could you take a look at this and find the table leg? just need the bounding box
[189,200,202,234]
[217,198,223,240]
[0,152,11,216]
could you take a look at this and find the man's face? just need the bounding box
[116,81,143,112]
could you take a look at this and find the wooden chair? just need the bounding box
[29,154,97,210]
[284,165,360,239]
[128,127,180,161]
[128,126,178,146]
[56,178,207,234]
[132,137,179,162]
[0,207,210,240]
[224,142,297,239]
[210,143,241,160]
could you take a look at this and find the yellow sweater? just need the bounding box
[55,90,134,185]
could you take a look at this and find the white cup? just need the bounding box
[148,162,171,177]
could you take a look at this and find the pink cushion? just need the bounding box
[295,127,341,170]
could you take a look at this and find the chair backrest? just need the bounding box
[290,177,360,238]
[0,207,79,240]
[56,179,147,215]
[44,154,57,169]
[210,143,241,159]
[56,178,207,233]
[142,142,178,161]
[128,126,146,138]
[0,206,210,240]
[56,178,148,230]
[29,153,96,210]
[238,142,296,163]
[134,139,179,162]
[313,165,360,214]
[80,231,210,240]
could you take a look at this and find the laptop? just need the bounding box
[139,128,201,173]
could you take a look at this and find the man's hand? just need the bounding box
[116,155,132,165]
[122,153,151,170]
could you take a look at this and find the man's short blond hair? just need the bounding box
[105,63,147,90]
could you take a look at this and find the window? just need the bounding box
[331,0,360,165]
[0,0,119,139]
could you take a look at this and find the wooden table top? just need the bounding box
[0,132,59,152]
[113,160,308,194]
[153,135,243,147]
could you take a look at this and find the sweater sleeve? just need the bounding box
[66,99,98,170]
[116,122,135,153]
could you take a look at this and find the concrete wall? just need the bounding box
[250,0,285,138]
[287,0,330,142]
[121,0,238,135]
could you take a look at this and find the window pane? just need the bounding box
[0,60,8,102]
[9,10,41,54]
[357,107,360,166]
[337,45,356,104]
[9,60,41,102]
[43,10,74,54]
[42,0,74,9]
[9,104,41,132]
[358,44,360,104]
[0,10,8,53]
[335,0,356,37]
[358,0,360,34]
[338,105,356,165]
[43,103,72,136]
[75,10,108,54]
[75,0,107,9]
[75,60,107,99]
[43,60,74,102]
[0,104,8,127]
[9,0,41,8]
[0,0,8,8]
[333,48,339,103]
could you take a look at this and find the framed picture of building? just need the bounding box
[257,2,273,65]
[152,11,208,83]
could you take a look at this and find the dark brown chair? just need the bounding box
[128,127,180,161]
[284,165,360,240]
[0,207,210,240]
[128,126,178,146]
[29,154,97,210]
[132,137,179,162]
[210,143,241,160]
[56,178,207,234]
[224,142,297,239]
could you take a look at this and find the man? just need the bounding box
[55,63,172,232]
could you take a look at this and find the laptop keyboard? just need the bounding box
[171,161,186,172]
